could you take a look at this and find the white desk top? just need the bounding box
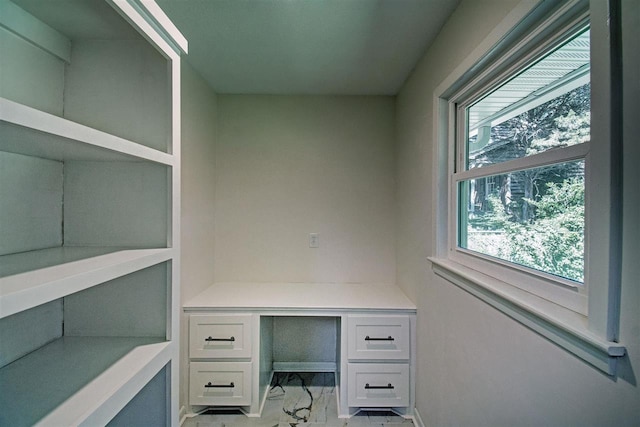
[183,282,416,312]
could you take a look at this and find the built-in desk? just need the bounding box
[183,283,417,418]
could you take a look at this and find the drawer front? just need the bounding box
[189,362,252,406]
[347,363,409,408]
[190,314,253,359]
[348,315,410,360]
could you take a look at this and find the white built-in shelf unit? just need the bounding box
[0,0,185,425]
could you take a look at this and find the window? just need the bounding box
[432,0,625,374]
[455,24,590,300]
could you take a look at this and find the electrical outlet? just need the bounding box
[309,233,319,248]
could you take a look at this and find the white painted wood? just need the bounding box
[347,315,410,361]
[189,314,253,359]
[131,0,188,54]
[430,258,625,374]
[338,314,349,418]
[107,366,168,426]
[0,0,71,62]
[183,283,417,312]
[64,262,168,337]
[63,161,168,247]
[0,98,174,164]
[271,362,337,372]
[189,362,252,406]
[63,39,170,152]
[168,53,182,426]
[0,28,64,115]
[453,142,590,182]
[347,363,410,408]
[0,248,172,319]
[186,284,416,416]
[0,151,62,256]
[1,0,182,424]
[0,336,170,426]
[110,0,185,59]
[0,299,62,368]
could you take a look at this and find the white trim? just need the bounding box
[413,406,426,427]
[430,258,624,374]
[450,248,587,314]
[272,362,337,372]
[434,0,624,374]
[134,0,188,54]
[109,0,181,60]
[454,142,589,182]
[178,405,187,426]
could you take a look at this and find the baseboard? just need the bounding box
[178,405,187,426]
[413,407,426,427]
[272,361,337,372]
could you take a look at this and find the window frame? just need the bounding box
[430,0,624,374]
[449,16,591,315]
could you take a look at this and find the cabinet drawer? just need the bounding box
[347,315,410,360]
[347,363,409,408]
[189,314,253,359]
[189,362,252,406]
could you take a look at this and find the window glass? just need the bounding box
[466,28,590,170]
[459,160,585,283]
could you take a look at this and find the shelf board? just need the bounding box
[0,336,171,426]
[0,247,172,319]
[0,97,173,165]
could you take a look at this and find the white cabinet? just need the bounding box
[347,315,411,360]
[190,314,253,359]
[0,1,185,425]
[347,363,410,407]
[189,362,253,406]
[188,314,255,407]
[184,283,417,419]
[347,315,412,409]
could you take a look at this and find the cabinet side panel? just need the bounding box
[63,263,167,337]
[0,299,62,368]
[0,151,62,255]
[107,364,168,427]
[0,27,64,116]
[259,316,274,407]
[63,161,168,247]
[63,39,169,152]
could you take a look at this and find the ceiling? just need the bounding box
[155,0,460,95]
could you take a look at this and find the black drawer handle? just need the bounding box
[365,383,394,390]
[364,335,394,341]
[205,336,235,342]
[205,381,235,388]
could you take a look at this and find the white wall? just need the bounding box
[396,0,640,426]
[180,60,218,409]
[215,95,396,285]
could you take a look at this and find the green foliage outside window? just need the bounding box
[467,178,584,282]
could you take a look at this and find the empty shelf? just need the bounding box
[0,336,170,426]
[0,247,172,319]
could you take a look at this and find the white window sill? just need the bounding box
[428,257,625,375]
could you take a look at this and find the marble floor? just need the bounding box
[182,372,414,427]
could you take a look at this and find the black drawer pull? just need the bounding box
[205,381,235,388]
[205,336,235,342]
[365,383,394,390]
[364,335,394,341]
